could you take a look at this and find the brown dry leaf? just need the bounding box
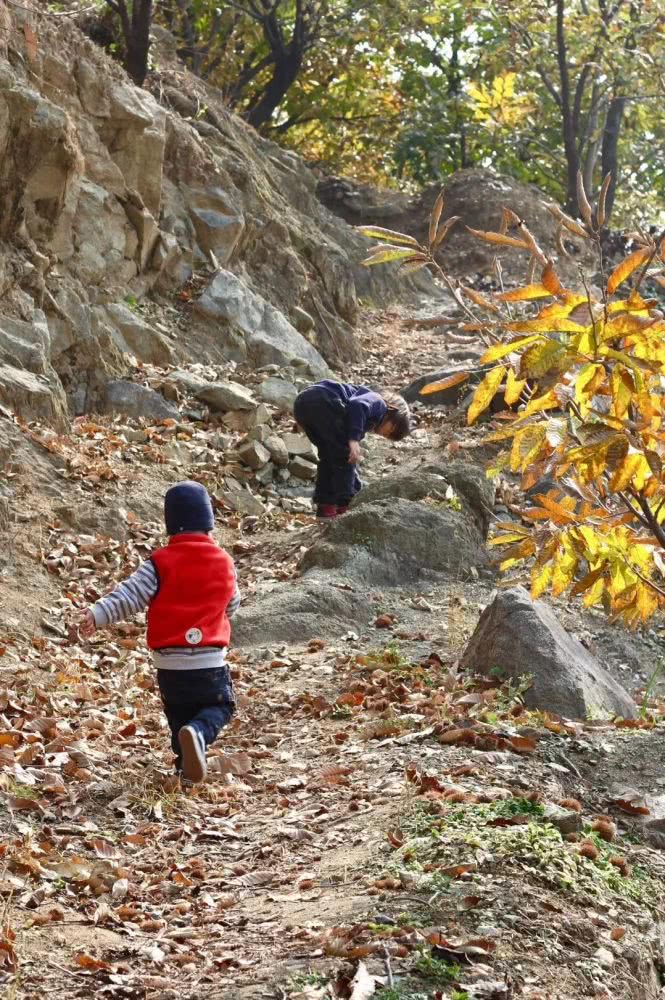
[0,925,17,972]
[211,751,252,775]
[91,838,120,859]
[74,952,113,971]
[611,927,626,941]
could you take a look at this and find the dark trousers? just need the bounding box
[294,387,361,506]
[157,666,235,766]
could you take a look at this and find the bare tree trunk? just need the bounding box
[555,0,580,213]
[245,52,302,128]
[601,95,627,223]
[106,0,153,85]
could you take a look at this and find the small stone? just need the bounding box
[248,403,271,428]
[196,380,257,412]
[255,463,274,484]
[283,432,317,460]
[220,487,266,516]
[288,456,317,480]
[246,424,271,443]
[594,946,615,969]
[222,410,255,431]
[264,434,290,467]
[542,802,582,836]
[238,440,271,470]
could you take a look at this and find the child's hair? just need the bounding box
[382,392,412,441]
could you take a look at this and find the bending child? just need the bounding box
[79,481,239,783]
[293,379,411,519]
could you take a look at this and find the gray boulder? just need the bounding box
[100,380,179,422]
[232,580,373,646]
[460,587,638,720]
[258,376,298,412]
[0,314,68,428]
[354,460,495,538]
[100,303,175,366]
[193,269,328,376]
[196,380,256,412]
[301,497,488,586]
[402,366,488,407]
[183,186,244,264]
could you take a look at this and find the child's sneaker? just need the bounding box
[178,725,207,783]
[316,504,337,519]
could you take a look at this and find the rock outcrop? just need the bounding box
[0,10,427,427]
[460,586,638,720]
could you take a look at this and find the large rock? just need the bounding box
[258,376,298,412]
[354,461,495,538]
[100,380,179,422]
[183,186,244,263]
[301,497,488,586]
[100,303,176,367]
[232,580,373,646]
[0,314,68,427]
[0,364,67,427]
[192,269,329,376]
[460,587,638,720]
[195,380,256,412]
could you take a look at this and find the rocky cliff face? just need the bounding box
[0,11,423,428]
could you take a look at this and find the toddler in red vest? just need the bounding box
[79,481,240,784]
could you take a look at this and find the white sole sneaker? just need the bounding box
[178,726,207,783]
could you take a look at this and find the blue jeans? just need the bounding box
[157,667,235,766]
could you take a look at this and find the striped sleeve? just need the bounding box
[91,560,159,627]
[227,567,241,619]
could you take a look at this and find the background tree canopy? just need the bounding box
[95,0,665,223]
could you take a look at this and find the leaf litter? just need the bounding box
[2,322,665,1000]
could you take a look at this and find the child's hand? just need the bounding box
[348,440,361,464]
[78,610,96,638]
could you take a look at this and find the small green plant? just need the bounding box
[124,293,139,310]
[364,641,411,671]
[414,951,461,984]
[331,704,353,720]
[641,656,665,718]
[376,988,429,1000]
[451,992,470,1000]
[291,970,329,988]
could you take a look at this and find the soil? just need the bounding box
[2,302,665,1000]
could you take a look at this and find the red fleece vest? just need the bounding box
[147,534,236,650]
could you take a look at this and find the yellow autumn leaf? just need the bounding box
[480,335,541,364]
[467,366,507,425]
[504,368,528,406]
[498,284,552,303]
[607,248,651,295]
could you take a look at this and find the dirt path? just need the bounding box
[3,307,665,1000]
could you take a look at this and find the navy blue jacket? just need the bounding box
[316,380,387,441]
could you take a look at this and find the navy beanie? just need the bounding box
[164,481,215,535]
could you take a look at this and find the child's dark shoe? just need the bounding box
[316,504,337,519]
[178,725,207,783]
[335,505,349,515]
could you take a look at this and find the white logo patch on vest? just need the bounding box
[185,627,203,646]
